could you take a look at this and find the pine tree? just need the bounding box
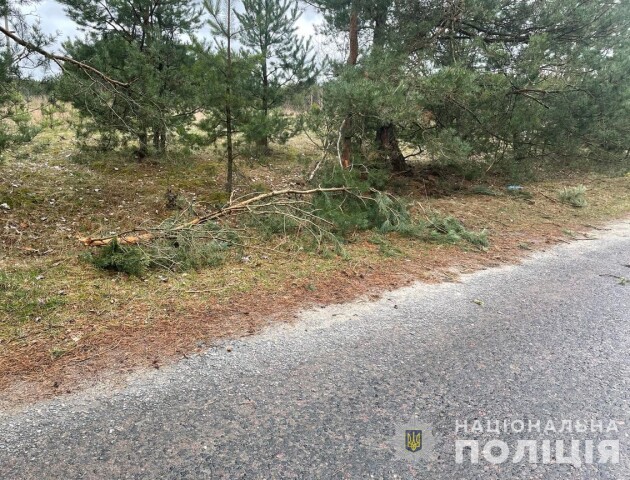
[314,0,630,173]
[0,1,41,159]
[235,0,317,149]
[195,0,256,194]
[55,0,202,156]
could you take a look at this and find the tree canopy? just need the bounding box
[313,0,630,172]
[0,0,628,175]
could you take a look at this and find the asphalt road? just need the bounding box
[1,221,629,479]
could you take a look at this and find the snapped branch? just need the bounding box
[79,187,350,246]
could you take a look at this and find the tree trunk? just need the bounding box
[340,8,359,170]
[348,9,359,65]
[372,4,388,49]
[376,122,407,172]
[371,3,405,172]
[259,53,270,150]
[152,126,167,153]
[137,131,148,159]
[225,0,234,194]
[226,104,234,194]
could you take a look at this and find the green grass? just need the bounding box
[0,269,66,335]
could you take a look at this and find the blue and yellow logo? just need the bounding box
[405,430,423,452]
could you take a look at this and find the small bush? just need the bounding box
[559,185,587,208]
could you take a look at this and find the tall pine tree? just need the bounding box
[192,0,256,194]
[236,0,317,149]
[56,0,202,156]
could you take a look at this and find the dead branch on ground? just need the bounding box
[79,187,350,247]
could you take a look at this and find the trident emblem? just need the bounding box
[405,430,422,452]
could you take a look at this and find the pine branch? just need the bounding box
[0,25,130,88]
[79,187,350,246]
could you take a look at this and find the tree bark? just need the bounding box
[225,0,234,194]
[152,127,166,153]
[340,8,359,170]
[348,9,359,65]
[376,122,407,172]
[137,131,148,159]
[259,50,270,150]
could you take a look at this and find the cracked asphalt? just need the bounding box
[1,221,629,479]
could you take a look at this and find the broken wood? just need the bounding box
[79,187,350,247]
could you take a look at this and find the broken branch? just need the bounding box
[79,187,350,246]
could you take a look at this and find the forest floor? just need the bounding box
[1,117,629,407]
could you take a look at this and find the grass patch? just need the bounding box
[0,269,66,334]
[369,234,404,257]
[471,185,499,196]
[506,188,533,201]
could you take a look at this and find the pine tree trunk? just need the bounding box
[376,122,407,172]
[137,131,148,159]
[371,4,406,172]
[152,126,167,153]
[340,8,359,170]
[226,104,234,194]
[372,4,388,49]
[153,129,160,150]
[258,55,270,150]
[225,0,234,195]
[160,129,166,152]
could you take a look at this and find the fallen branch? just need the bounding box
[0,25,130,88]
[79,187,350,246]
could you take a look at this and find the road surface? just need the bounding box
[1,221,629,479]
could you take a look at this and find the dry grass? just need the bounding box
[1,109,629,406]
